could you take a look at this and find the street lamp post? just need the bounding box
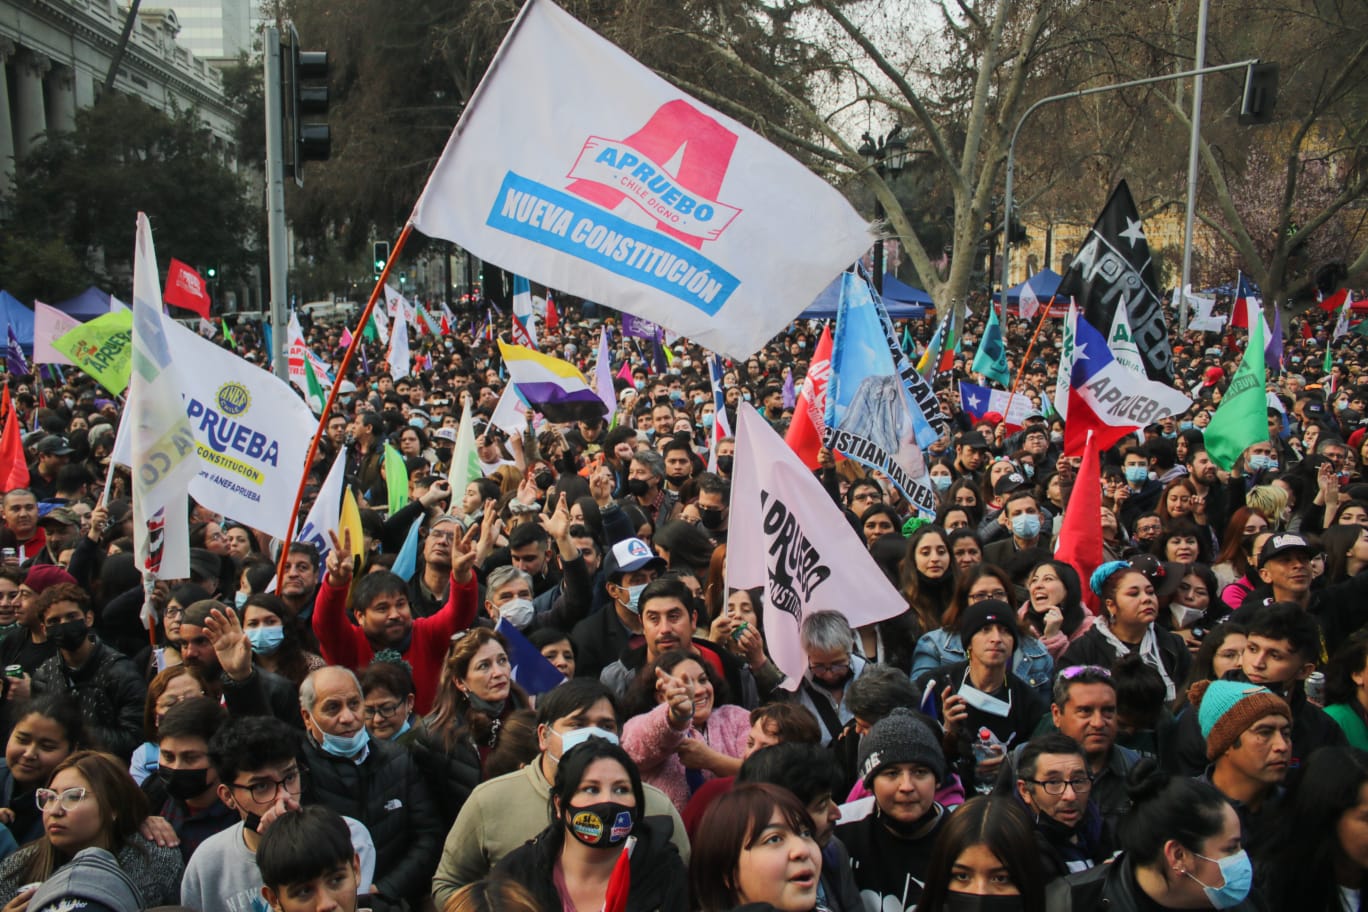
[858,125,909,295]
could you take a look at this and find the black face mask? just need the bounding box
[535,470,555,490]
[715,455,734,474]
[243,811,263,833]
[698,507,725,530]
[160,766,211,802]
[435,447,453,463]
[812,668,854,691]
[626,478,651,498]
[943,895,1025,912]
[564,801,636,848]
[50,619,90,652]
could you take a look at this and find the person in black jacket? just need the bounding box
[571,537,666,679]
[491,737,686,912]
[30,583,145,761]
[299,665,442,906]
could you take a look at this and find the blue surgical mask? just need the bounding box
[931,474,952,492]
[1249,454,1277,472]
[1010,513,1042,539]
[1124,466,1149,484]
[247,626,285,656]
[1179,421,1195,431]
[314,722,369,758]
[1186,850,1253,910]
[702,413,715,430]
[234,591,249,609]
[693,396,706,406]
[556,725,619,760]
[742,393,752,402]
[633,380,644,391]
[620,583,647,613]
[390,718,413,741]
[1021,463,1035,480]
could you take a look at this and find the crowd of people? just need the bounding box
[0,285,1363,912]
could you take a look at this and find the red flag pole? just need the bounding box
[275,223,415,584]
[1002,297,1055,422]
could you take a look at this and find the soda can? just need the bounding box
[4,665,22,678]
[1305,671,1325,706]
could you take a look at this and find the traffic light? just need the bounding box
[1240,62,1278,125]
[286,26,331,185]
[206,266,217,279]
[373,242,389,277]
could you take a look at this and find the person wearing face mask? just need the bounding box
[695,473,729,544]
[797,611,869,747]
[490,738,687,912]
[298,666,442,906]
[141,697,236,863]
[1046,760,1259,911]
[984,491,1046,569]
[30,583,146,762]
[431,679,688,905]
[917,796,1047,912]
[238,594,325,689]
[570,538,666,679]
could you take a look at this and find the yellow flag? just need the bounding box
[338,486,365,570]
[52,309,134,395]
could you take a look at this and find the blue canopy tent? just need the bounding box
[799,273,934,320]
[996,267,1066,304]
[54,286,113,320]
[0,292,34,354]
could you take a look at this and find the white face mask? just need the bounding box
[498,597,536,629]
[552,725,619,763]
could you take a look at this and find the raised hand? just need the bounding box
[541,492,572,543]
[325,529,355,588]
[657,666,696,731]
[204,607,253,682]
[450,522,481,585]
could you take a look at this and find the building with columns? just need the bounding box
[0,0,241,188]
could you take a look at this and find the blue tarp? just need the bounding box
[996,267,1066,304]
[0,292,34,353]
[54,286,113,320]
[800,273,933,320]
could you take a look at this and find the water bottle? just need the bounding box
[971,727,1004,795]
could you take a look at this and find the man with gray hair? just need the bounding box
[796,610,868,747]
[298,665,442,906]
[625,449,679,524]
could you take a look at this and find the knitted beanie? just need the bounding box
[1191,679,1291,761]
[22,564,76,595]
[29,846,142,912]
[958,600,1020,650]
[856,707,946,787]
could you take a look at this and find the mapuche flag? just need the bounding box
[1057,181,1172,382]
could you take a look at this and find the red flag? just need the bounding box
[439,314,451,336]
[1055,429,1103,614]
[0,385,30,493]
[163,259,211,318]
[1300,320,1313,340]
[785,324,834,469]
[545,294,560,333]
[602,836,635,912]
[1319,287,1349,313]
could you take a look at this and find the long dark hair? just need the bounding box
[1256,747,1368,910]
[547,738,647,849]
[1325,630,1368,707]
[1024,560,1085,636]
[918,796,1046,912]
[239,594,314,687]
[1320,523,1365,585]
[425,629,529,753]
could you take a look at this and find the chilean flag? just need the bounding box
[1062,303,1192,457]
[1318,287,1350,313]
[784,324,832,469]
[1231,273,1260,329]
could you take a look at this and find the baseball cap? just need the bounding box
[958,431,990,450]
[1202,366,1224,387]
[432,427,457,444]
[1127,553,1183,598]
[992,472,1031,497]
[38,507,80,527]
[35,436,74,456]
[1259,532,1312,563]
[603,538,666,579]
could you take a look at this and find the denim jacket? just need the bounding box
[910,627,1055,699]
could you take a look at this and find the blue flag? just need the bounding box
[972,306,1011,386]
[391,516,423,581]
[495,618,567,695]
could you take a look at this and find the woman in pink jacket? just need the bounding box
[621,650,749,811]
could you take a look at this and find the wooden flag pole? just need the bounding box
[275,222,415,584]
[1002,297,1056,422]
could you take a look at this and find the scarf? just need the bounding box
[1094,615,1176,701]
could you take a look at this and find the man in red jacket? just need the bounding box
[313,526,478,713]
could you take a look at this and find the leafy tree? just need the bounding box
[0,94,254,303]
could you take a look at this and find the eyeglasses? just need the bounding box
[809,662,850,676]
[365,701,403,720]
[36,786,88,811]
[164,606,185,620]
[968,588,1009,603]
[229,767,303,804]
[1025,776,1093,796]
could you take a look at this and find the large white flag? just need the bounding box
[160,317,316,537]
[129,213,198,581]
[1183,285,1224,333]
[1018,278,1040,321]
[33,302,79,366]
[410,0,872,360]
[297,444,347,560]
[384,284,416,327]
[593,326,616,415]
[446,402,482,512]
[387,312,410,381]
[726,404,908,689]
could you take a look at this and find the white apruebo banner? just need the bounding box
[130,213,197,581]
[726,404,908,689]
[410,0,872,360]
[384,284,416,327]
[161,317,316,537]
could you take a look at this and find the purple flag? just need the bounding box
[1266,302,1284,373]
[651,331,668,374]
[781,369,796,409]
[6,326,30,378]
[359,342,370,376]
[622,314,660,340]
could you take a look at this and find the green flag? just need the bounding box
[51,309,135,395]
[382,442,408,516]
[221,318,236,351]
[971,305,1011,387]
[1204,316,1267,471]
[303,356,326,415]
[446,401,482,512]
